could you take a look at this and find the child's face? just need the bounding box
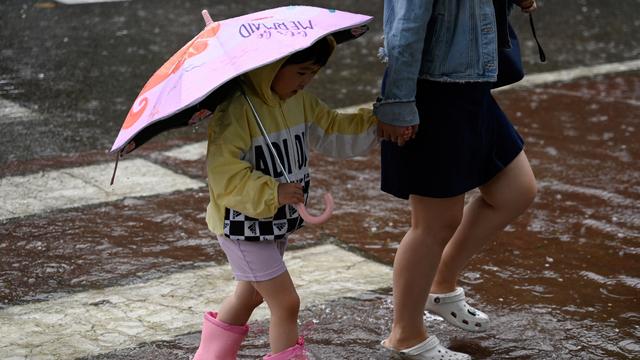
[271,61,322,100]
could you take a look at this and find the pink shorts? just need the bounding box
[217,235,288,282]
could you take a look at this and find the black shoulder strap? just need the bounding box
[529,14,546,62]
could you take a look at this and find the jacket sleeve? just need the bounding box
[206,105,280,219]
[373,0,434,127]
[304,93,378,159]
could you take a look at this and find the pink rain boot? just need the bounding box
[193,311,249,360]
[263,337,308,360]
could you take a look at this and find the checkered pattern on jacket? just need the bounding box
[222,205,300,241]
[223,177,310,241]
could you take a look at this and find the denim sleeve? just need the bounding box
[373,0,434,127]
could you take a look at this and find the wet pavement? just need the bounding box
[2,0,640,359]
[2,0,640,162]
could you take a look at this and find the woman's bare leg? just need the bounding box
[431,151,537,293]
[385,195,465,350]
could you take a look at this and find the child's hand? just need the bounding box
[516,0,537,13]
[278,183,304,206]
[189,109,213,125]
[402,125,419,141]
[122,141,136,155]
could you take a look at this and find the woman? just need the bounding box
[375,1,539,359]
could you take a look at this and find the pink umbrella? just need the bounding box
[110,6,373,224]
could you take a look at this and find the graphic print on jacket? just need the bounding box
[224,123,309,241]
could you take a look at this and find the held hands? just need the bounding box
[278,182,304,206]
[516,0,537,13]
[377,122,418,146]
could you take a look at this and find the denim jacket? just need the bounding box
[374,0,514,126]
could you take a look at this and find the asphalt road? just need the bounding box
[1,0,640,164]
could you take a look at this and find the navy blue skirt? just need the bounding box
[381,80,524,199]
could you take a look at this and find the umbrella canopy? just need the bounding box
[110,5,373,154]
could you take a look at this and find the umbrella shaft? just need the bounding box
[242,91,292,184]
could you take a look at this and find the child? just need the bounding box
[193,36,378,360]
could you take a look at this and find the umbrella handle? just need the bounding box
[294,193,334,225]
[201,10,213,26]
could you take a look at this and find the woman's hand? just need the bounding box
[377,122,418,146]
[516,0,537,13]
[278,183,304,206]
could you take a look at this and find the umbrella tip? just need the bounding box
[201,10,213,26]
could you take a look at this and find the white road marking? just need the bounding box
[0,244,392,359]
[0,159,204,221]
[163,141,208,161]
[0,99,36,124]
[55,0,129,4]
[496,59,640,91]
[4,59,638,220]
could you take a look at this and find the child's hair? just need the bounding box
[283,36,334,67]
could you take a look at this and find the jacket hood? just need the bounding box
[241,36,336,107]
[241,57,288,107]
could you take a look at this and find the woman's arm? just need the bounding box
[373,0,434,128]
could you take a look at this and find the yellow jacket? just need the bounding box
[206,57,377,241]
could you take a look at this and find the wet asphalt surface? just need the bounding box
[1,0,640,359]
[2,0,640,164]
